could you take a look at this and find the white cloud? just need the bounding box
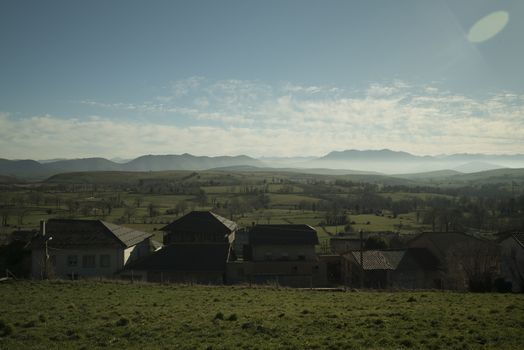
[2,79,524,159]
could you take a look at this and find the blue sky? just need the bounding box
[1,0,523,159]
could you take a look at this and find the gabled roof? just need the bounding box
[409,232,492,253]
[348,250,406,270]
[505,233,524,249]
[124,243,229,271]
[513,233,524,248]
[249,224,319,245]
[161,211,237,233]
[33,219,152,248]
[347,248,440,271]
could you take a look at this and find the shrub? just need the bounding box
[0,320,13,337]
[21,320,37,328]
[400,339,414,348]
[214,312,224,320]
[116,317,129,327]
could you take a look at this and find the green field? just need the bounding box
[2,167,523,245]
[0,281,523,349]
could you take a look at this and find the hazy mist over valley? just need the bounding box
[2,149,524,180]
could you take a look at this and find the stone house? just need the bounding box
[120,211,236,283]
[341,248,439,289]
[408,232,500,291]
[31,219,152,279]
[162,210,237,244]
[227,224,326,287]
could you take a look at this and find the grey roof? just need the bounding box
[161,211,237,234]
[124,243,230,271]
[250,224,319,245]
[347,248,440,271]
[348,250,406,270]
[100,221,153,247]
[409,232,492,254]
[511,233,524,248]
[34,219,152,248]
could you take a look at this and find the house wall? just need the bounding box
[123,239,150,265]
[32,246,124,279]
[409,235,500,291]
[391,255,440,289]
[226,260,327,287]
[500,237,524,292]
[330,239,362,255]
[251,244,316,261]
[319,255,342,285]
[32,239,151,280]
[164,230,233,244]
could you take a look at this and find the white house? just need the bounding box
[31,219,153,279]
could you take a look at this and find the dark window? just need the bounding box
[82,255,96,268]
[298,255,306,261]
[67,255,78,267]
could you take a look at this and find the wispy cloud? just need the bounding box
[2,78,524,159]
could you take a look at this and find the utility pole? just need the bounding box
[359,229,364,289]
[40,220,52,280]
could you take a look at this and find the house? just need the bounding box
[120,211,237,284]
[120,243,230,283]
[31,219,153,279]
[341,248,439,289]
[330,236,362,255]
[408,232,500,291]
[330,231,404,255]
[227,224,327,287]
[162,211,237,244]
[499,233,524,292]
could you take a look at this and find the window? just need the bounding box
[82,255,96,268]
[67,255,78,267]
[100,254,110,268]
[279,253,289,261]
[264,252,273,261]
[298,255,306,261]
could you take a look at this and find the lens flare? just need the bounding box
[467,11,509,43]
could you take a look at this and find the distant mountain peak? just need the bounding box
[321,149,420,161]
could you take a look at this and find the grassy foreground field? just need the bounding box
[0,281,523,349]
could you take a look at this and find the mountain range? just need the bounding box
[1,149,524,180]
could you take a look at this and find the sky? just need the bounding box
[0,0,523,159]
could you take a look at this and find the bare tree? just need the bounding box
[449,240,500,292]
[124,206,136,223]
